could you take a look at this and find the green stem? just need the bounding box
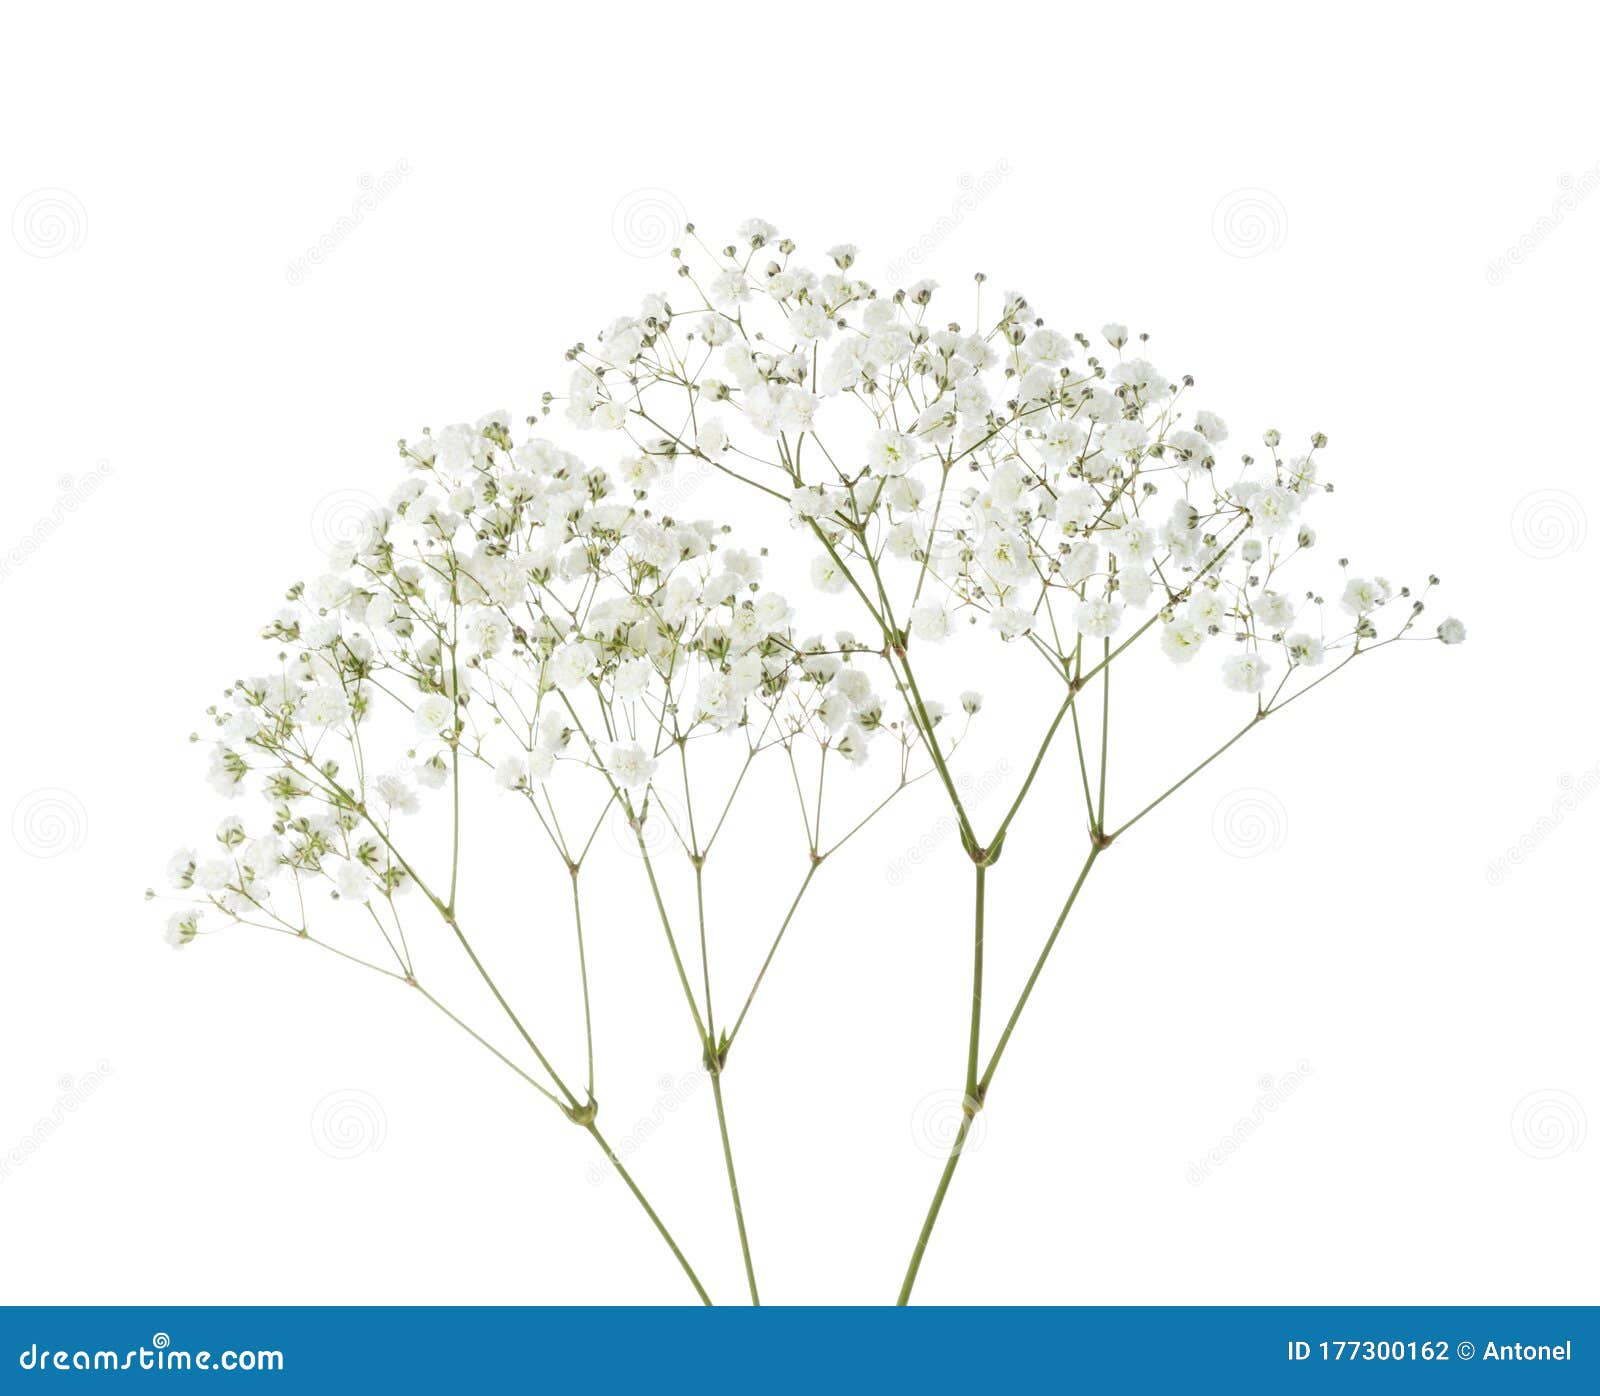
[896,1112,977,1306]
[966,863,986,1101]
[584,1120,714,1306]
[709,1068,760,1305]
[896,847,1100,1305]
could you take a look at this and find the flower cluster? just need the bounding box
[159,406,928,950]
[557,220,1464,709]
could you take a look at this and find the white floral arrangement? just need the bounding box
[156,218,1463,1305]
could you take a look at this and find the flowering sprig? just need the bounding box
[160,217,1464,1304]
[156,406,944,1304]
[547,218,1466,1301]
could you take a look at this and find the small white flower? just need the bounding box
[415,693,455,734]
[1256,590,1296,629]
[374,772,420,816]
[195,857,232,893]
[331,859,371,902]
[548,639,600,692]
[1221,652,1271,694]
[989,605,1034,639]
[909,602,955,643]
[167,848,197,889]
[165,909,200,948]
[605,742,658,790]
[1160,619,1205,664]
[1073,597,1124,640]
[1437,617,1467,645]
[1340,577,1383,615]
[867,429,917,477]
[810,554,849,594]
[495,755,528,791]
[1286,633,1325,666]
[301,686,351,727]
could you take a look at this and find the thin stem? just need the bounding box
[709,1068,760,1306]
[724,861,819,1052]
[571,868,595,1100]
[965,864,986,1101]
[896,1113,976,1306]
[895,847,1101,1306]
[584,1121,714,1307]
[1096,639,1110,834]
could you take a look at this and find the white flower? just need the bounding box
[810,554,849,594]
[462,609,510,658]
[1286,633,1325,666]
[331,859,371,902]
[788,303,833,341]
[195,858,232,893]
[698,419,729,456]
[1340,577,1383,615]
[990,605,1034,639]
[167,848,197,888]
[1249,485,1299,537]
[527,748,556,783]
[548,639,599,692]
[960,690,983,715]
[1102,323,1129,349]
[301,686,351,727]
[165,909,200,948]
[614,656,654,701]
[374,772,420,815]
[867,429,917,477]
[605,742,658,790]
[1160,619,1205,663]
[909,603,955,643]
[1194,411,1228,443]
[495,755,528,791]
[835,723,870,766]
[242,836,282,881]
[1256,591,1296,629]
[1437,617,1467,645]
[1073,597,1124,640]
[1221,652,1271,693]
[415,693,455,733]
[1188,589,1227,630]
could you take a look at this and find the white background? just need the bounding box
[2,1,1595,1307]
